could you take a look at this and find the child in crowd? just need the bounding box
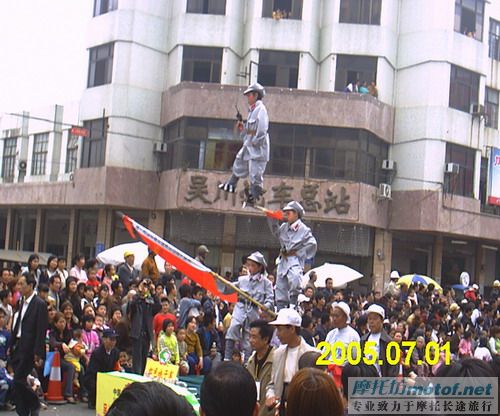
[81,286,95,311]
[81,316,100,361]
[93,314,107,339]
[118,351,133,373]
[176,328,189,376]
[0,310,10,367]
[64,329,87,388]
[0,290,12,330]
[157,319,179,366]
[86,269,100,294]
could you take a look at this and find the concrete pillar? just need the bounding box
[372,229,392,293]
[220,214,237,275]
[148,211,165,236]
[475,243,486,290]
[4,208,12,250]
[432,235,443,283]
[67,209,77,264]
[96,208,113,252]
[50,105,64,181]
[33,208,43,253]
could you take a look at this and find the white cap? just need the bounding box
[297,294,310,304]
[366,304,385,320]
[268,308,302,327]
[390,270,400,279]
[283,201,305,218]
[494,280,500,288]
[247,251,267,268]
[332,301,351,324]
[461,298,468,304]
[472,283,479,290]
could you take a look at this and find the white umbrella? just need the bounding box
[301,263,363,288]
[96,241,167,273]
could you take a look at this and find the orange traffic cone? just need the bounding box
[45,351,66,404]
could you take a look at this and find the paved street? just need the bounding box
[6,403,94,415]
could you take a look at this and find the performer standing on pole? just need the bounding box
[224,252,274,363]
[267,201,317,310]
[219,83,270,205]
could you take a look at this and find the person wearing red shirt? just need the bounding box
[153,297,177,347]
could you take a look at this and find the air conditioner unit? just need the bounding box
[470,103,484,116]
[18,160,27,171]
[445,163,460,175]
[382,159,397,171]
[154,142,168,153]
[378,183,392,199]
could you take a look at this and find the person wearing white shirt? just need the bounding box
[474,336,492,362]
[325,302,360,365]
[69,254,87,284]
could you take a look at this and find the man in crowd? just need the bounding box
[360,304,399,377]
[128,278,155,374]
[247,320,275,416]
[117,251,139,290]
[141,249,159,283]
[325,301,360,364]
[267,201,317,310]
[84,328,120,410]
[10,272,48,416]
[265,308,316,415]
[195,245,210,266]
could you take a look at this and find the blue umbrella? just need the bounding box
[452,284,468,291]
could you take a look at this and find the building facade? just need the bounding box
[1,0,500,293]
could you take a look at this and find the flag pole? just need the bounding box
[116,211,277,319]
[209,271,276,319]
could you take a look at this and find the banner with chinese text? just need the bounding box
[488,147,500,206]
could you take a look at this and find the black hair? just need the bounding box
[162,319,175,331]
[341,363,379,399]
[301,314,313,329]
[436,358,496,378]
[82,315,95,325]
[48,274,61,285]
[0,290,9,301]
[57,256,66,263]
[47,255,57,268]
[298,351,325,370]
[315,293,325,302]
[200,362,257,416]
[249,319,274,344]
[23,271,37,290]
[203,311,215,328]
[72,253,85,267]
[107,381,195,416]
[27,254,39,270]
[320,313,330,326]
[86,258,98,270]
[179,284,192,299]
[193,286,203,297]
[38,283,49,293]
[111,280,122,293]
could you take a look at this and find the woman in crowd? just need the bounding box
[185,316,204,375]
[287,368,344,416]
[40,256,58,286]
[61,277,83,320]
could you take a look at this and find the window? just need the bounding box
[262,0,303,20]
[186,0,226,15]
[182,46,222,83]
[489,18,500,60]
[87,43,114,88]
[81,118,107,168]
[339,0,381,25]
[2,137,17,182]
[93,0,117,17]
[485,87,499,129]
[31,133,49,175]
[65,133,79,173]
[444,143,475,197]
[258,50,299,88]
[449,65,480,113]
[454,0,485,41]
[268,124,306,176]
[335,55,377,92]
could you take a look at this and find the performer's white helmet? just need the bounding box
[247,251,267,268]
[283,201,305,218]
[243,82,265,98]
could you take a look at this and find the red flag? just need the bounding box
[122,214,237,303]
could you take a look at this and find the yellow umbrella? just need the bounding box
[397,274,442,293]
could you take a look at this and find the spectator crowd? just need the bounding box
[0,247,497,415]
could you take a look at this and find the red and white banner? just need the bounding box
[122,214,237,303]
